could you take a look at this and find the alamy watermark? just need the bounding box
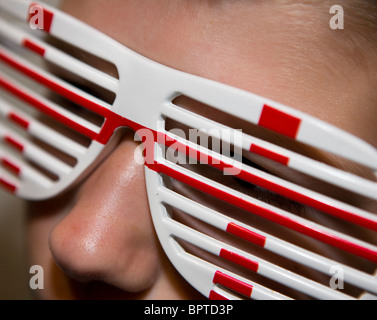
[27,263,347,293]
[329,5,345,30]
[329,265,344,290]
[29,265,44,290]
[29,4,45,30]
[134,127,244,176]
[29,3,345,31]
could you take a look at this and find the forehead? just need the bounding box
[60,0,377,147]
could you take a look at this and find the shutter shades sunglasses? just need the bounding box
[0,0,376,300]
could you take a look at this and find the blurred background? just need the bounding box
[0,0,61,300]
[0,191,31,299]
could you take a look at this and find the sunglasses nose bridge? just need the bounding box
[109,50,179,135]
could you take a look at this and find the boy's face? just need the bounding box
[25,0,377,299]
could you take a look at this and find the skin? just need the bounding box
[25,0,377,299]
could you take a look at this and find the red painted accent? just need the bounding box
[0,75,98,141]
[1,159,21,175]
[2,47,376,234]
[4,136,24,152]
[258,105,301,138]
[250,144,289,166]
[28,3,54,33]
[98,115,147,145]
[158,133,377,233]
[8,112,30,129]
[226,223,266,247]
[209,290,228,300]
[0,49,141,145]
[147,161,377,263]
[220,249,259,272]
[213,271,253,297]
[0,178,16,193]
[23,39,46,56]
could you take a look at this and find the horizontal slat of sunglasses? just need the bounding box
[159,187,377,295]
[148,122,377,299]
[0,71,102,138]
[1,0,377,172]
[164,217,355,299]
[148,156,377,298]
[0,122,72,176]
[162,102,377,201]
[0,0,30,21]
[164,235,293,300]
[0,0,126,71]
[0,147,52,188]
[0,4,120,199]
[0,17,118,93]
[147,166,377,299]
[1,0,375,188]
[0,96,87,156]
[0,49,139,157]
[0,166,18,193]
[150,151,377,264]
[170,81,377,172]
[159,129,377,233]
[0,0,375,300]
[0,62,108,198]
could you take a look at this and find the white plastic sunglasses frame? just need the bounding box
[0,0,377,300]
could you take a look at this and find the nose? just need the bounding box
[49,137,161,292]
